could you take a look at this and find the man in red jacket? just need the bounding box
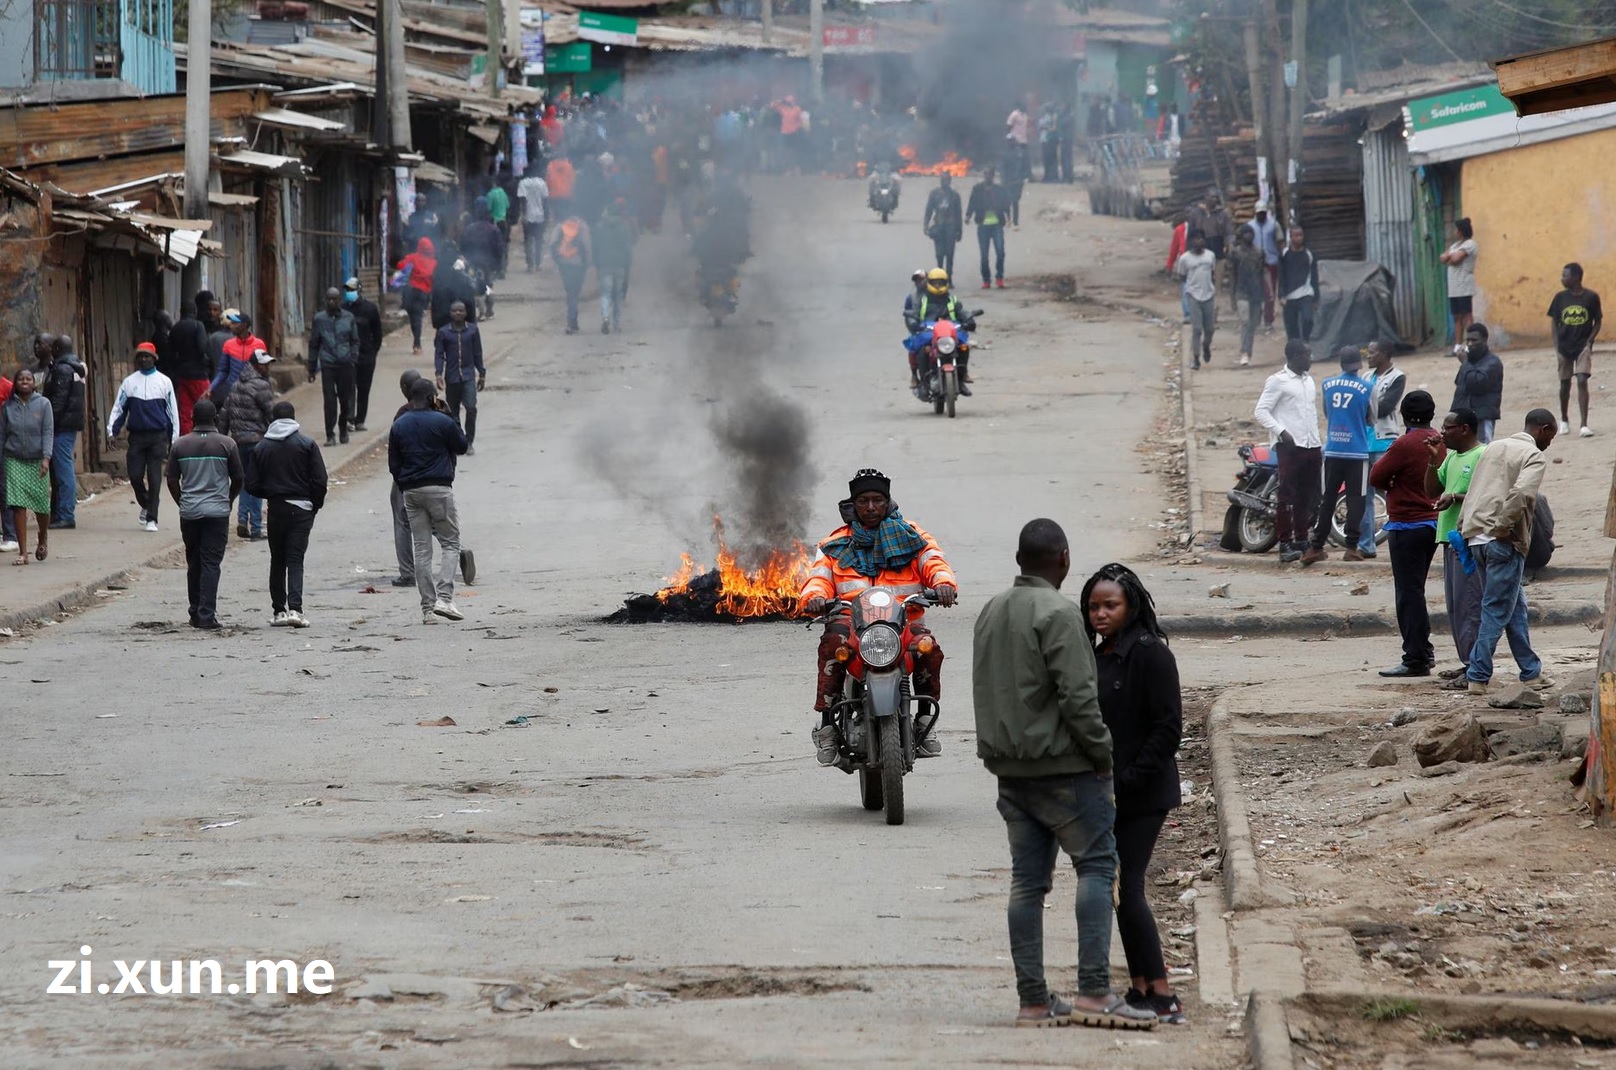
[1369,390,1445,677]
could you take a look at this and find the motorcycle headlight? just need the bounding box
[859,623,902,668]
[935,336,957,355]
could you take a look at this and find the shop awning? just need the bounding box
[219,150,308,175]
[414,160,457,184]
[467,124,501,145]
[254,107,348,132]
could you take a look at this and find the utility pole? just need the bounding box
[383,0,411,150]
[1286,0,1309,225]
[809,0,823,105]
[1243,14,1269,204]
[182,0,212,296]
[486,0,504,98]
[761,0,772,46]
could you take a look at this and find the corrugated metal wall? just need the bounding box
[207,203,260,327]
[1362,122,1422,345]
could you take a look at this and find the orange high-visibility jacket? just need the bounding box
[798,523,956,610]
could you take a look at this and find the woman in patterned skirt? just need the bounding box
[1,368,54,564]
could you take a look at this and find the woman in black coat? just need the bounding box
[1081,562,1184,1025]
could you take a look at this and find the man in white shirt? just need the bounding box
[1175,230,1218,369]
[516,165,550,273]
[1254,339,1322,563]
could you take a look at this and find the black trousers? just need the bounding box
[180,515,229,625]
[1116,809,1169,981]
[320,364,357,437]
[1275,442,1321,547]
[1389,526,1438,668]
[1283,295,1316,341]
[353,358,377,427]
[1311,456,1366,550]
[267,501,315,614]
[126,430,170,524]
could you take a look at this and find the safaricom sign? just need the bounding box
[1429,99,1494,121]
[1409,85,1515,131]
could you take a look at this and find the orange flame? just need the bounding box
[655,518,812,619]
[898,146,972,177]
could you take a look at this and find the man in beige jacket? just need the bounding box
[1458,408,1558,694]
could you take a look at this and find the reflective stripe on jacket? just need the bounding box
[798,523,955,612]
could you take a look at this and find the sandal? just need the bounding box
[1015,995,1072,1028]
[12,553,27,566]
[1072,993,1157,1030]
[35,542,46,561]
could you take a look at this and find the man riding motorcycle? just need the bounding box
[800,469,958,767]
[904,269,975,396]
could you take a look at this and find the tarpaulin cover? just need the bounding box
[1310,260,1403,356]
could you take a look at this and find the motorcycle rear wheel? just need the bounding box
[880,209,890,223]
[858,765,884,811]
[880,718,906,826]
[1220,504,1244,552]
[1237,507,1278,554]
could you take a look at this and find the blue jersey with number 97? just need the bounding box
[1320,373,1372,458]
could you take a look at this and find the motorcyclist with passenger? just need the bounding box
[800,469,958,768]
[904,268,976,397]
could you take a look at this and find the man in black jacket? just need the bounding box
[922,174,963,280]
[1451,323,1506,443]
[171,292,221,434]
[246,401,329,628]
[43,334,87,529]
[966,167,1011,289]
[1277,227,1320,342]
[344,277,385,431]
[389,379,469,624]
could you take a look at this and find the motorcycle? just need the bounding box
[911,312,981,418]
[699,261,740,326]
[1220,442,1387,554]
[868,168,900,223]
[811,587,941,826]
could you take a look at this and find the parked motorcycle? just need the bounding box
[1219,442,1387,554]
[811,586,941,826]
[913,312,981,418]
[868,168,900,223]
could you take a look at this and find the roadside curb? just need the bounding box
[0,329,528,638]
[1179,319,1208,546]
[1207,692,1272,912]
[1300,988,1616,1042]
[1165,600,1601,636]
[1245,991,1297,1070]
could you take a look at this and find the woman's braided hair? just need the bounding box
[1079,562,1167,646]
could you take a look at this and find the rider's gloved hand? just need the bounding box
[934,584,958,607]
[804,596,829,615]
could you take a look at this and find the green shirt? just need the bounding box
[485,186,510,223]
[1436,443,1485,540]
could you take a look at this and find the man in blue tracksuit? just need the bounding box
[107,341,181,532]
[1302,345,1374,565]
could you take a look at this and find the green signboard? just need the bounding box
[1406,84,1516,132]
[578,11,638,46]
[545,42,592,74]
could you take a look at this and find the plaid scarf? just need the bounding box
[823,505,929,579]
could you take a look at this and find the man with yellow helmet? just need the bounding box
[904,269,976,397]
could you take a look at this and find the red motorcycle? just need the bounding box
[913,312,981,418]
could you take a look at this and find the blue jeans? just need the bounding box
[977,224,1005,284]
[50,431,77,523]
[1466,539,1542,684]
[1359,450,1385,553]
[997,772,1118,1003]
[598,269,626,327]
[238,491,263,535]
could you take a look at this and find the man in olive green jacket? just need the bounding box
[972,518,1154,1031]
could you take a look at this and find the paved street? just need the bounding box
[1,179,1246,1067]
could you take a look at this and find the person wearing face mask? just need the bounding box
[107,342,180,532]
[1450,323,1504,444]
[344,278,384,431]
[1,367,54,564]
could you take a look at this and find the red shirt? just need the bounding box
[1370,428,1445,523]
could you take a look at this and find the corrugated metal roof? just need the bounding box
[220,149,308,174]
[254,106,348,131]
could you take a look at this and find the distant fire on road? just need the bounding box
[610,518,810,623]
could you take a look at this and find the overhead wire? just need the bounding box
[1393,0,1465,63]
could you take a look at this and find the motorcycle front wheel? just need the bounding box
[1238,507,1278,554]
[1329,491,1389,549]
[942,370,957,418]
[880,718,905,826]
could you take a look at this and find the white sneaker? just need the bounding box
[0,539,17,553]
[1239,354,1251,366]
[288,610,310,629]
[432,600,464,621]
[137,511,148,527]
[421,611,437,625]
[143,520,159,532]
[271,611,291,627]
[1582,426,1595,438]
[1560,420,1572,434]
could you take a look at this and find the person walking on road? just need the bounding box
[1440,218,1478,351]
[1548,262,1601,437]
[345,276,384,431]
[246,400,328,629]
[966,167,1010,290]
[1229,224,1265,367]
[1370,391,1444,677]
[972,518,1158,1031]
[517,164,550,272]
[551,216,593,335]
[1427,408,1486,687]
[389,378,469,624]
[434,301,485,455]
[1252,203,1281,330]
[1174,229,1217,369]
[1458,409,1559,695]
[394,237,437,355]
[42,333,86,529]
[593,199,635,335]
[108,342,180,532]
[309,287,360,447]
[208,310,263,413]
[1357,340,1407,557]
[1451,323,1504,444]
[1080,562,1185,1026]
[1254,340,1322,564]
[171,293,219,435]
[1,368,53,565]
[1302,346,1374,566]
[221,349,276,539]
[923,174,963,280]
[1277,227,1319,342]
[165,399,243,630]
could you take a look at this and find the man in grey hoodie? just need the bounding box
[246,401,328,628]
[165,399,243,629]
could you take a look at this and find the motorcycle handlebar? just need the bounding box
[804,589,945,626]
